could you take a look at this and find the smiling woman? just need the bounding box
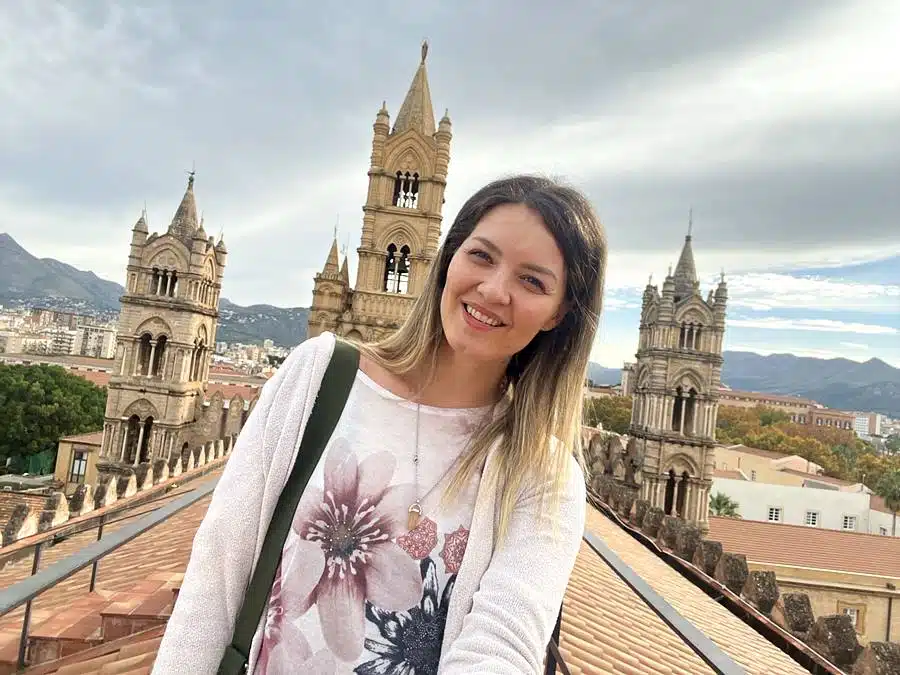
[154,175,607,675]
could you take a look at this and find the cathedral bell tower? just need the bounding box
[99,173,226,467]
[307,41,452,342]
[627,226,728,531]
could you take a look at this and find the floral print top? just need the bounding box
[256,370,489,674]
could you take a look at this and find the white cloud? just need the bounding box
[840,342,869,350]
[724,272,900,313]
[727,317,898,335]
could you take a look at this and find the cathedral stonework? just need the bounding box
[307,41,452,342]
[99,174,238,469]
[627,232,728,531]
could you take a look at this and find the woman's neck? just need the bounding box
[412,340,507,409]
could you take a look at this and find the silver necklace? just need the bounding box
[407,403,423,530]
[406,402,462,531]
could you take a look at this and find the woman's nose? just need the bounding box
[477,269,511,305]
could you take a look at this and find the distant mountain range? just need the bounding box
[2,232,898,417]
[0,232,309,347]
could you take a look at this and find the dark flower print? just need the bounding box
[355,557,455,675]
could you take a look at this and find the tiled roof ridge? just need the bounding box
[590,477,900,673]
[709,513,900,542]
[24,624,167,675]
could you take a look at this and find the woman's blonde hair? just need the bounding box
[358,174,606,540]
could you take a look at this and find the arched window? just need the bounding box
[152,335,168,377]
[676,470,690,517]
[671,385,699,435]
[140,417,153,463]
[136,333,153,375]
[679,322,704,350]
[392,171,420,209]
[382,244,411,293]
[664,469,677,516]
[191,339,207,381]
[123,415,141,464]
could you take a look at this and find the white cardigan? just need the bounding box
[153,333,585,674]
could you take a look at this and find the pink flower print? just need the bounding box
[396,517,438,560]
[257,551,334,674]
[287,440,422,662]
[439,526,469,574]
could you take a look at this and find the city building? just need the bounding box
[74,324,117,359]
[307,42,452,342]
[627,230,728,529]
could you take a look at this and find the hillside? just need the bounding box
[721,351,900,416]
[0,233,123,309]
[2,233,897,414]
[216,300,309,347]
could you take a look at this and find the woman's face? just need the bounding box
[440,203,567,366]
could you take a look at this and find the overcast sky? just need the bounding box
[1,1,898,367]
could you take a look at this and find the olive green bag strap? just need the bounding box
[218,339,359,674]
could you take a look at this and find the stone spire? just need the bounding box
[323,237,340,275]
[169,172,199,240]
[339,256,349,284]
[672,213,698,301]
[132,210,148,233]
[392,40,436,136]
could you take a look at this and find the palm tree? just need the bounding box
[875,470,900,536]
[709,492,741,518]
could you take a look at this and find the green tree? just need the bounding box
[0,364,106,472]
[874,470,900,537]
[584,395,633,435]
[709,492,741,518]
[886,435,900,454]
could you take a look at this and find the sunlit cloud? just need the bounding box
[727,317,898,335]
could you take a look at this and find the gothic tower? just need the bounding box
[627,229,728,530]
[307,40,452,341]
[99,174,227,467]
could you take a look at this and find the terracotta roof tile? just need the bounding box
[5,483,817,674]
[708,515,900,579]
[0,494,48,527]
[714,469,746,480]
[586,510,809,674]
[722,444,786,460]
[560,540,714,674]
[59,432,103,445]
[778,468,853,486]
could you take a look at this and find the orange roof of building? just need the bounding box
[716,388,817,406]
[1,483,819,674]
[708,516,900,579]
[720,443,787,460]
[714,469,746,480]
[59,431,103,445]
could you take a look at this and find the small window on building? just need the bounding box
[751,470,757,481]
[842,515,857,531]
[879,526,888,536]
[69,451,88,483]
[767,507,782,522]
[804,511,819,527]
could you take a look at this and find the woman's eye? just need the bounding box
[523,275,546,292]
[468,249,491,262]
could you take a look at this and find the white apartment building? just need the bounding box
[854,412,885,439]
[712,475,898,537]
[74,325,117,359]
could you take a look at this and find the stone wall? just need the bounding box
[591,473,900,674]
[0,434,235,549]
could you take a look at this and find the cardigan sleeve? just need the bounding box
[151,337,327,674]
[439,457,586,674]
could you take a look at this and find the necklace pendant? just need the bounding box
[407,502,422,531]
